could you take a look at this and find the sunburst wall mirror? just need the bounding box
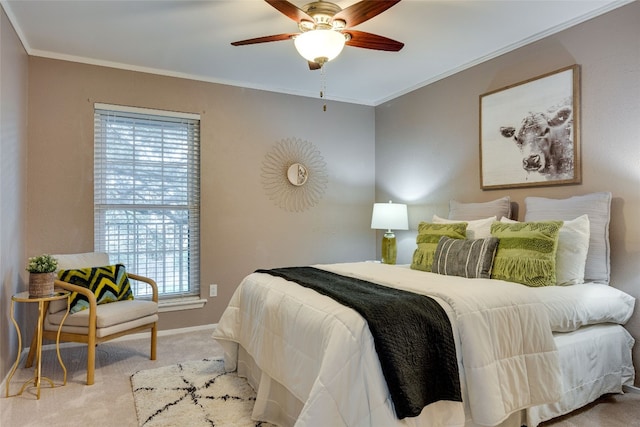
[261,138,328,212]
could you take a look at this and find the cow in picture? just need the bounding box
[499,99,574,180]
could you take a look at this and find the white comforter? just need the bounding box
[214,262,563,427]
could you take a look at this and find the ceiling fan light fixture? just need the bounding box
[294,29,346,65]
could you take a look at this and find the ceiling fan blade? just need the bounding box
[231,33,298,46]
[308,61,322,70]
[344,30,404,51]
[332,0,401,28]
[265,0,314,23]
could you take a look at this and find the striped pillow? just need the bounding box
[411,222,467,272]
[490,220,563,287]
[432,236,499,279]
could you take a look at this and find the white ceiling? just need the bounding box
[2,0,630,106]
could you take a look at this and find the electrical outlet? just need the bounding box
[209,284,218,297]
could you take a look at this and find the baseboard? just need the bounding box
[1,323,218,390]
[111,323,218,343]
[623,385,640,394]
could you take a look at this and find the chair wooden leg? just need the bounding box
[85,343,95,385]
[150,323,157,360]
[85,330,96,385]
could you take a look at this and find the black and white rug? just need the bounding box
[131,358,276,427]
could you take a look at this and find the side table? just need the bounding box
[5,290,71,399]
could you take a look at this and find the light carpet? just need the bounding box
[131,358,276,427]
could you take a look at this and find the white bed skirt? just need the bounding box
[222,323,634,427]
[527,323,635,426]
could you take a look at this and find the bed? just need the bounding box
[213,192,636,427]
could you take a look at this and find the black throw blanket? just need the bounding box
[255,266,462,419]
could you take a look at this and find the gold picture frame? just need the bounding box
[479,65,581,190]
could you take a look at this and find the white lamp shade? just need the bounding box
[294,30,346,63]
[371,202,408,231]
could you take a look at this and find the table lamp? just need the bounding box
[371,201,408,264]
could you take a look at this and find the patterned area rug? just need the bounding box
[131,358,276,427]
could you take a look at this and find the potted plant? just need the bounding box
[26,254,58,297]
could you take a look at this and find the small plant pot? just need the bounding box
[29,272,56,297]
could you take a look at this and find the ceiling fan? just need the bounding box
[231,0,404,70]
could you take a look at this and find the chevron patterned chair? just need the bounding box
[25,252,158,385]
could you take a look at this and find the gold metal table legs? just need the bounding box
[6,291,70,399]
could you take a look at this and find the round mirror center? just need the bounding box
[287,163,308,186]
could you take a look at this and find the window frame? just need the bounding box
[93,103,201,300]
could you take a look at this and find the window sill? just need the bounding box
[158,296,207,313]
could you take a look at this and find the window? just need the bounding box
[94,104,200,299]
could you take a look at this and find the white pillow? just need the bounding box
[525,193,611,284]
[499,216,590,286]
[432,215,496,240]
[555,215,590,285]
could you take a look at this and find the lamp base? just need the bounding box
[381,231,397,265]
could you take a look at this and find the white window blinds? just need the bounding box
[94,104,200,298]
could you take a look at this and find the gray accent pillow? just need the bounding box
[432,236,499,279]
[525,192,611,284]
[449,197,511,221]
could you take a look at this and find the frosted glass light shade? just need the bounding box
[371,202,408,231]
[294,30,346,64]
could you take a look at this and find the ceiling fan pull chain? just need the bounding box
[321,65,327,111]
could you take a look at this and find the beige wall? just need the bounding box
[375,2,640,385]
[0,6,29,382]
[25,58,376,331]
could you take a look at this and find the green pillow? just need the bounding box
[58,264,133,314]
[411,222,467,272]
[490,221,563,287]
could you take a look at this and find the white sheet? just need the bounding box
[214,262,571,426]
[530,282,635,332]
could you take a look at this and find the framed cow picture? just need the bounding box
[479,65,581,190]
